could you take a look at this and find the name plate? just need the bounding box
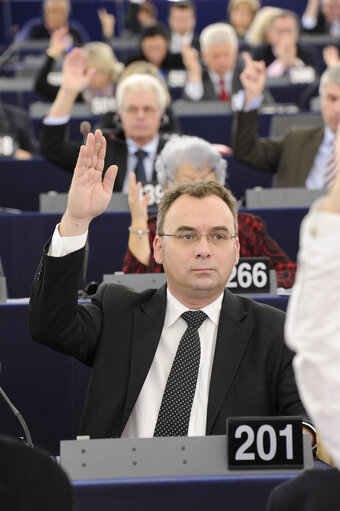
[0,135,16,157]
[227,257,271,294]
[227,416,304,470]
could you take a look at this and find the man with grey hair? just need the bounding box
[15,0,89,44]
[181,22,243,101]
[40,47,172,191]
[232,55,340,188]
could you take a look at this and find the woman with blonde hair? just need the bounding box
[245,6,283,47]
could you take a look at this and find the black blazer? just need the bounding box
[29,245,308,439]
[39,123,169,191]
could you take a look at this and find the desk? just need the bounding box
[72,471,298,511]
[0,208,305,298]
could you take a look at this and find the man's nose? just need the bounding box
[193,236,212,257]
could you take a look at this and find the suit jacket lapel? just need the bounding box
[206,290,251,434]
[300,127,324,183]
[122,284,167,427]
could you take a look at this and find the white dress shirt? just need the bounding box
[123,136,159,193]
[305,127,335,189]
[285,200,340,470]
[169,31,194,54]
[184,69,233,101]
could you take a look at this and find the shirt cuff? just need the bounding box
[48,223,88,257]
[43,115,71,125]
[234,89,263,111]
[301,14,317,29]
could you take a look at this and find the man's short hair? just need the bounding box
[268,9,300,32]
[228,0,260,15]
[200,22,239,52]
[43,0,70,13]
[319,63,340,95]
[116,73,168,111]
[140,23,169,42]
[168,1,196,17]
[157,181,238,235]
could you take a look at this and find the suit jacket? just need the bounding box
[267,468,340,511]
[0,102,38,155]
[40,123,169,191]
[29,244,307,439]
[183,68,242,101]
[232,109,324,187]
[252,42,318,72]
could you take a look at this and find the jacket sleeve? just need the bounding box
[40,121,80,173]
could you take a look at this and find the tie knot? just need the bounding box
[135,149,147,162]
[181,310,207,330]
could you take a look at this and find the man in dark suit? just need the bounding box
[40,48,171,192]
[232,56,340,187]
[182,22,242,102]
[301,0,340,37]
[251,9,319,76]
[167,1,200,55]
[29,131,310,440]
[0,101,38,159]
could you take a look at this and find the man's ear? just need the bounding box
[153,234,163,264]
[234,236,240,266]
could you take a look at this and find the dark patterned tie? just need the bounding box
[154,310,208,437]
[134,149,148,183]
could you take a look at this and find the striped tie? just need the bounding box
[323,142,337,189]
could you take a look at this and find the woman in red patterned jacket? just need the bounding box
[123,134,296,288]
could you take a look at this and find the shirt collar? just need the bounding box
[208,69,233,85]
[164,288,224,329]
[126,135,159,156]
[323,126,336,146]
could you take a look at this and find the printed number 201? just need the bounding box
[235,424,293,461]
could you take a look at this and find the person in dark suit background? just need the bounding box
[0,100,38,159]
[182,22,243,102]
[15,0,90,45]
[232,56,340,188]
[39,48,172,192]
[29,130,311,441]
[302,0,340,37]
[167,1,200,55]
[0,435,73,510]
[252,9,319,77]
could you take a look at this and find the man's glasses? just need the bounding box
[159,231,237,246]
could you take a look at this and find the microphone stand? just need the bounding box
[0,385,33,447]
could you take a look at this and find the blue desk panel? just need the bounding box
[0,208,305,298]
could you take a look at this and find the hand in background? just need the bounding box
[128,171,151,230]
[98,8,116,40]
[240,52,266,106]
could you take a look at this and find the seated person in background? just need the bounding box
[15,0,90,45]
[252,9,319,77]
[167,1,200,55]
[40,50,172,191]
[244,6,283,47]
[266,123,340,511]
[29,130,310,440]
[302,0,340,37]
[99,60,180,135]
[182,22,242,102]
[0,100,38,159]
[123,134,297,288]
[125,1,158,36]
[34,29,123,112]
[227,0,260,42]
[125,24,184,75]
[232,55,340,188]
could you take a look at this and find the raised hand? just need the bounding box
[61,47,97,95]
[182,43,202,81]
[48,26,72,59]
[240,52,266,106]
[128,171,150,230]
[60,129,118,236]
[97,8,115,40]
[323,45,340,68]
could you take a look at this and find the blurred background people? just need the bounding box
[15,0,90,45]
[302,0,340,37]
[232,56,340,188]
[244,6,283,47]
[0,99,38,159]
[182,22,241,102]
[227,0,260,41]
[123,134,297,288]
[167,1,200,55]
[34,31,123,113]
[125,0,158,36]
[252,9,319,77]
[39,52,172,191]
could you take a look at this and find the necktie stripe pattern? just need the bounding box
[323,143,337,189]
[154,310,208,437]
[134,149,148,184]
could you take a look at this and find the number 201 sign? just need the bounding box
[227,417,304,470]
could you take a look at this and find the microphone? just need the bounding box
[0,364,33,447]
[80,121,91,145]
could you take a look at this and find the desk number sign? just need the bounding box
[227,417,304,470]
[227,257,270,294]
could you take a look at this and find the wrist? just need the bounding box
[46,47,60,60]
[59,212,91,237]
[128,226,149,236]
